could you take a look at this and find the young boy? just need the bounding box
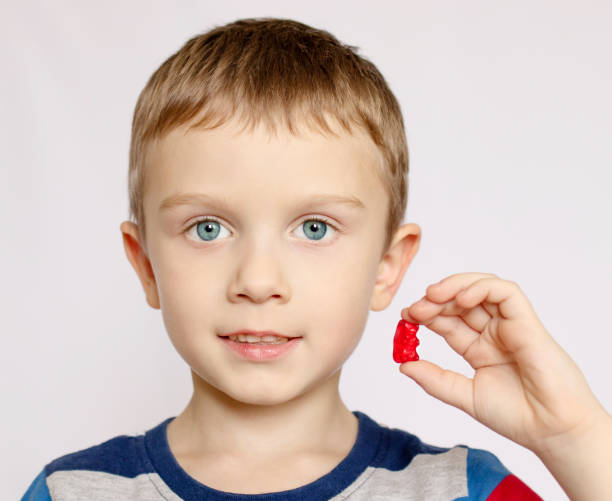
[22,17,611,501]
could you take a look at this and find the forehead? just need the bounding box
[144,120,386,213]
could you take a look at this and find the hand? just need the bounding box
[400,272,609,457]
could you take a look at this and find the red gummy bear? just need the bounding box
[393,319,420,363]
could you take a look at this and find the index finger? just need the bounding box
[424,272,499,304]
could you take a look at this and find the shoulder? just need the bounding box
[21,424,163,501]
[369,416,466,472]
[462,447,542,500]
[45,431,148,477]
[355,413,540,500]
[355,413,472,499]
[463,447,509,497]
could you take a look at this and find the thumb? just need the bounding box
[400,360,475,418]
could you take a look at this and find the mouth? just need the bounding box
[218,332,302,361]
[219,330,302,345]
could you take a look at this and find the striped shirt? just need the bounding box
[21,410,541,500]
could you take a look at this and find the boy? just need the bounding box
[22,17,611,500]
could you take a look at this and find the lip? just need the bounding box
[221,329,298,339]
[218,335,302,361]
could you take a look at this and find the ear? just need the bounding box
[120,221,160,309]
[370,223,421,311]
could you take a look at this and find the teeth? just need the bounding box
[261,335,283,342]
[228,334,289,344]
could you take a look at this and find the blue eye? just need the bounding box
[299,218,330,241]
[185,216,337,243]
[196,221,220,241]
[186,218,231,242]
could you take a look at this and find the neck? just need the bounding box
[167,368,358,461]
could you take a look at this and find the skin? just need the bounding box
[120,119,421,493]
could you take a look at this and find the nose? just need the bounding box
[227,241,289,304]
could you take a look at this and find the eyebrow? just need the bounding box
[159,192,366,212]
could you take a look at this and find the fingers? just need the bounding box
[399,360,475,418]
[403,296,492,333]
[401,272,498,329]
[454,278,536,321]
[425,272,498,303]
[424,273,536,322]
[404,273,538,325]
[401,312,511,368]
[403,304,479,355]
[402,272,549,363]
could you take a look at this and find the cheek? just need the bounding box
[154,252,224,347]
[297,249,377,355]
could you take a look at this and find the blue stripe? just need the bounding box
[20,470,51,501]
[455,447,509,500]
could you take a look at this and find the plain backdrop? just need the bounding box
[3,1,611,499]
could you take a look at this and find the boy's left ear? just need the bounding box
[370,223,421,311]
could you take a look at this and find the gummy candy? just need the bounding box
[393,319,420,363]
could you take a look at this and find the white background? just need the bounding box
[3,1,611,499]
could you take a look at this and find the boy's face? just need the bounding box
[124,119,419,406]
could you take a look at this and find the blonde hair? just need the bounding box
[128,17,409,258]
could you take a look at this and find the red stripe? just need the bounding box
[487,474,543,500]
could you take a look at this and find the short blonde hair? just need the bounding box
[128,17,409,258]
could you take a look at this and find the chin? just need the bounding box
[235,394,292,406]
[225,380,304,407]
